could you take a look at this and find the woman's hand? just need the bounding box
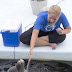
[56,28,63,35]
[28,49,33,61]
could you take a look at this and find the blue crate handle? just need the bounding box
[0,30,10,34]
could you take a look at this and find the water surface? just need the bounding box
[0,59,72,72]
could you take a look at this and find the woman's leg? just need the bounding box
[35,30,66,49]
[39,36,49,42]
[35,36,56,49]
[19,27,33,45]
[20,27,66,49]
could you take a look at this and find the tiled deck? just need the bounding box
[0,0,72,61]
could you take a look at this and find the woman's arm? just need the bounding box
[29,29,39,61]
[56,25,71,35]
[60,12,71,34]
[63,25,71,34]
[30,29,39,52]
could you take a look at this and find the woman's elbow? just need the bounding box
[32,29,39,35]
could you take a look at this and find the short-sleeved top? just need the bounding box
[34,11,69,32]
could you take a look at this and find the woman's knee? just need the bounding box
[57,34,66,43]
[19,35,31,45]
[19,32,31,45]
[20,31,29,40]
[19,27,33,44]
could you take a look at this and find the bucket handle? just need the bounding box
[0,30,10,34]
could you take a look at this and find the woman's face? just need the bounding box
[48,13,59,24]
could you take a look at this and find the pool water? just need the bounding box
[0,59,72,72]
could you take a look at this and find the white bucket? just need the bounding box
[30,0,48,15]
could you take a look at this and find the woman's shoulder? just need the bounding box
[60,12,66,17]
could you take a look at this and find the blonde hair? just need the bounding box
[40,5,61,16]
[48,5,61,16]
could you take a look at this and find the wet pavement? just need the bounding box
[0,59,72,72]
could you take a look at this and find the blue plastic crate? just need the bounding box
[1,21,22,47]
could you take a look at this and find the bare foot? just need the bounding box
[51,43,56,50]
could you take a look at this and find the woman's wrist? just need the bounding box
[62,29,71,34]
[30,47,33,51]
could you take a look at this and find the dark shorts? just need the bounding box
[20,27,66,45]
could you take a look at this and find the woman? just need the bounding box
[20,5,71,61]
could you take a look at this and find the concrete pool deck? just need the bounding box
[0,0,72,61]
